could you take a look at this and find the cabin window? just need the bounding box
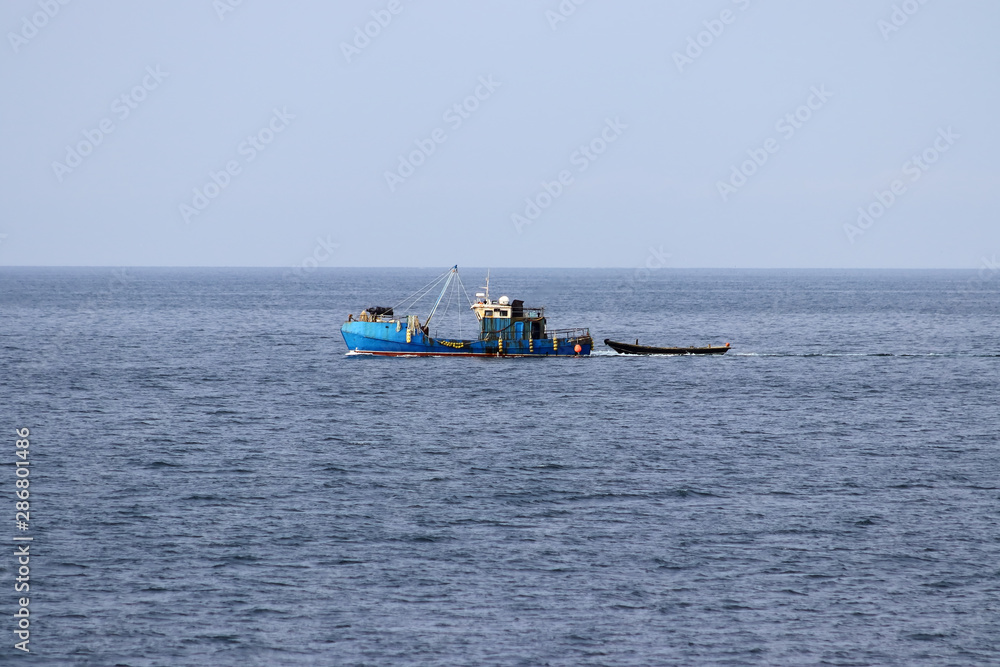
[484,311,492,317]
[494,309,502,316]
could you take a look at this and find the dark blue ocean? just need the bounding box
[1,267,998,666]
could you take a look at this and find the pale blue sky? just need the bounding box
[1,0,998,268]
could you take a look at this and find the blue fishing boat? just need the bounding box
[341,266,592,357]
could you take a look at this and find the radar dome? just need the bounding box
[498,295,510,305]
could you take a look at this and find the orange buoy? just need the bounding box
[574,344,582,354]
[726,342,730,347]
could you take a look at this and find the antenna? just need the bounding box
[480,269,491,303]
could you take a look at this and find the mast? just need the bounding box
[424,265,457,328]
[474,270,492,304]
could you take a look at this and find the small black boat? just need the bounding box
[604,339,730,355]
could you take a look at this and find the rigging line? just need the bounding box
[452,276,466,334]
[445,280,457,336]
[444,276,455,322]
[393,274,449,312]
[453,273,468,337]
[387,268,453,312]
[436,275,453,328]
[454,273,476,340]
[395,282,441,313]
[450,278,461,334]
[449,273,465,338]
[454,273,475,308]
[396,278,440,306]
[394,281,446,317]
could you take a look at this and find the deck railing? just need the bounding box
[547,327,591,340]
[477,327,590,342]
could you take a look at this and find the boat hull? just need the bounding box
[604,339,729,355]
[343,322,591,357]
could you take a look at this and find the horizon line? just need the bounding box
[0,265,990,272]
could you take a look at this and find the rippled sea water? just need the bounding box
[2,267,999,666]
